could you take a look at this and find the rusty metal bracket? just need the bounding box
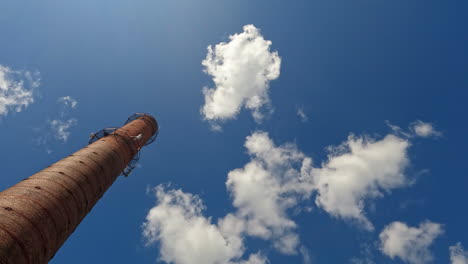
[88,128,118,145]
[87,113,158,177]
[124,113,159,146]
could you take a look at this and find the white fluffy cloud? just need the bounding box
[0,65,40,116]
[201,25,281,124]
[312,134,410,230]
[411,121,441,138]
[142,186,266,264]
[226,131,314,254]
[450,243,468,264]
[379,221,443,264]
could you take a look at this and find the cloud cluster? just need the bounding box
[143,186,266,264]
[225,128,413,245]
[194,24,447,264]
[379,221,443,264]
[142,131,313,263]
[450,243,468,264]
[0,65,40,116]
[144,128,418,263]
[201,25,281,125]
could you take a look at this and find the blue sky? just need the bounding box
[1,1,468,263]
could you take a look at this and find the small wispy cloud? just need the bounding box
[300,246,312,264]
[0,64,40,117]
[297,107,308,122]
[34,96,79,152]
[49,118,77,142]
[386,120,442,139]
[410,120,442,138]
[350,243,376,264]
[49,96,78,143]
[57,96,78,109]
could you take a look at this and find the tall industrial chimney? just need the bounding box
[0,113,158,264]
